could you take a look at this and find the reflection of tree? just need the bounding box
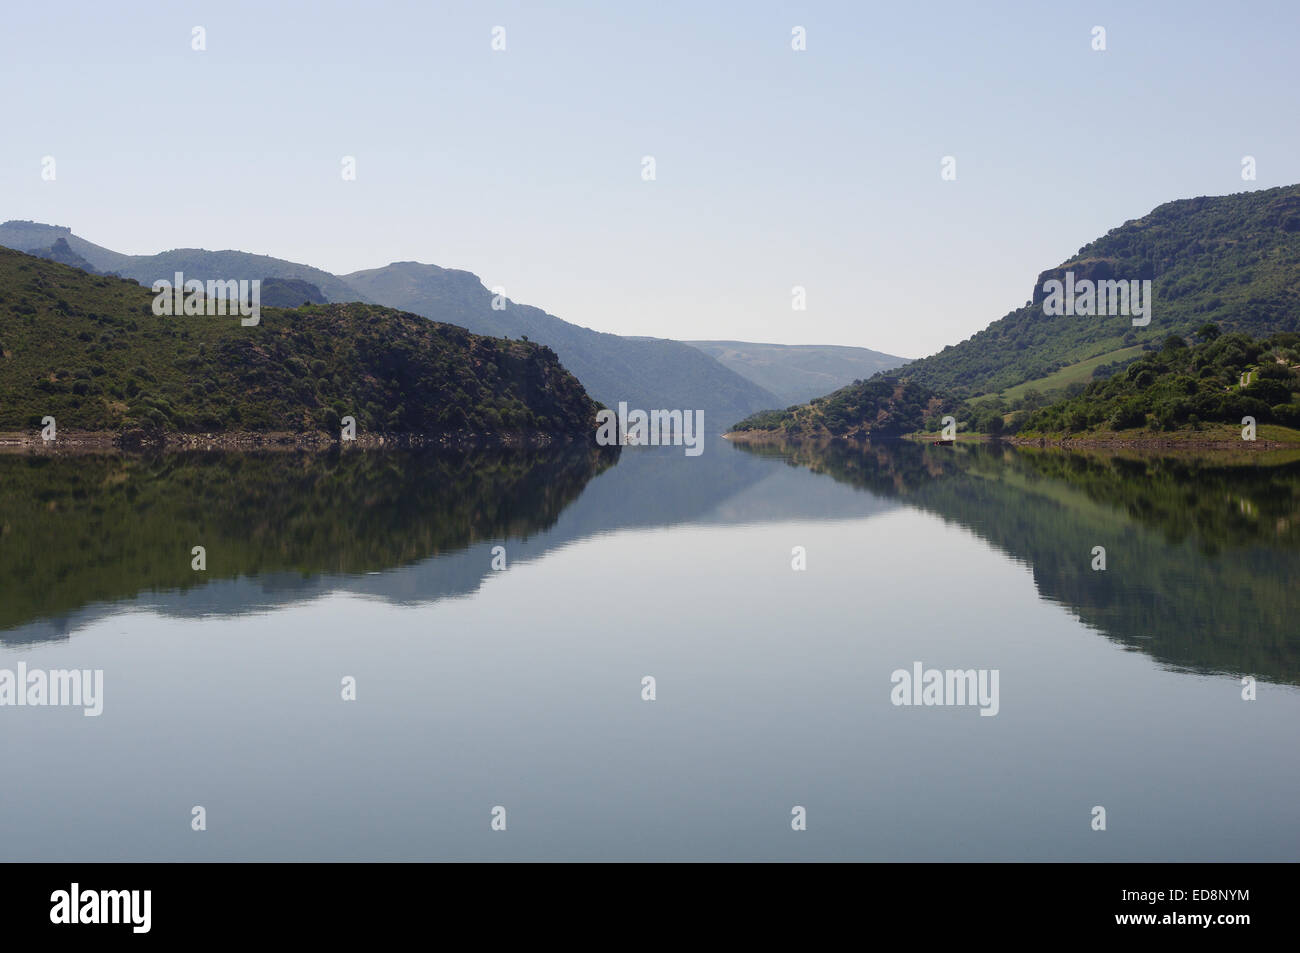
[0,446,613,634]
[734,438,1300,684]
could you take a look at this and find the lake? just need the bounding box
[2,439,1297,861]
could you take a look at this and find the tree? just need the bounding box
[1020,388,1046,410]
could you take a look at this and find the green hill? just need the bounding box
[0,247,601,439]
[898,185,1300,399]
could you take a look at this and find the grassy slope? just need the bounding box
[998,344,1146,402]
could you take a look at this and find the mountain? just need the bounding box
[0,247,600,438]
[684,340,911,406]
[0,223,792,428]
[894,185,1300,399]
[342,261,786,427]
[24,237,100,274]
[258,277,328,307]
[0,221,367,304]
[0,221,133,273]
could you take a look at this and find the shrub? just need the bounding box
[1108,401,1146,430]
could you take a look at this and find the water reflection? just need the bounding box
[1,445,613,641]
[733,438,1300,684]
[8,437,1298,686]
[1,439,893,643]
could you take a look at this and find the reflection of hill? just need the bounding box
[2,440,898,644]
[1,447,612,641]
[733,439,1300,684]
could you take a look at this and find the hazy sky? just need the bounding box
[4,0,1298,357]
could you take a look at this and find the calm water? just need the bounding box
[1,439,1297,861]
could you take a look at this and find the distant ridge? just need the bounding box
[0,221,367,304]
[23,236,100,274]
[343,261,787,427]
[684,340,911,406]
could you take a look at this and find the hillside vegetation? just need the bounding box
[1018,326,1300,436]
[0,247,600,438]
[897,185,1300,398]
[730,376,959,440]
[746,186,1300,442]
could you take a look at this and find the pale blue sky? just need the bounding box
[3,0,1297,356]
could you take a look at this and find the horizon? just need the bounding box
[7,177,1293,362]
[5,0,1298,356]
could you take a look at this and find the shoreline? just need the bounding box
[724,428,1300,455]
[1001,435,1295,451]
[0,429,599,455]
